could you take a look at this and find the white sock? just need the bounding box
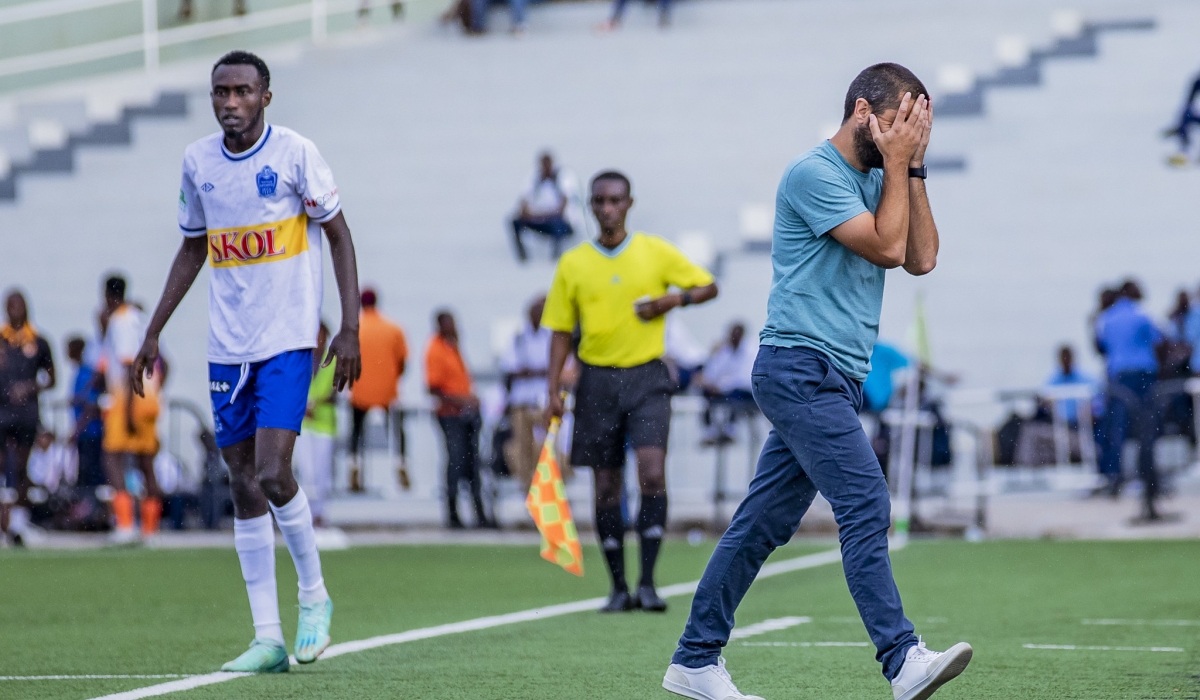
[233,514,284,645]
[270,489,329,605]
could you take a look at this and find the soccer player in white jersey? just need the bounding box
[130,50,362,673]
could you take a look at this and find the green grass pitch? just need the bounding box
[1,539,1198,699]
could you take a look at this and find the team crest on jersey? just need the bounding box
[201,182,215,192]
[210,380,231,393]
[256,166,278,197]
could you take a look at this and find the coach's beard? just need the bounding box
[853,122,885,170]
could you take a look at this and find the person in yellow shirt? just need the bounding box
[544,170,717,613]
[349,289,409,491]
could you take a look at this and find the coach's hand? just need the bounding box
[324,327,362,391]
[130,335,160,398]
[869,92,928,167]
[910,99,933,167]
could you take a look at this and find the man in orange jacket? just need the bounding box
[349,289,409,490]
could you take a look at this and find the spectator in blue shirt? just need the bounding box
[66,337,105,488]
[862,341,908,414]
[1094,281,1164,520]
[1043,345,1094,426]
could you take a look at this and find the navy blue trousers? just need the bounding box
[673,345,917,680]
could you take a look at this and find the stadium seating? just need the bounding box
[1,0,1197,525]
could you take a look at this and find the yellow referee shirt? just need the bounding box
[542,232,714,368]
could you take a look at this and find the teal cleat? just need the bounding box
[294,598,333,664]
[220,639,289,673]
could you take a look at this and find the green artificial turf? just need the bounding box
[1,539,1198,699]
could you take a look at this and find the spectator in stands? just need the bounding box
[511,152,579,262]
[297,323,338,527]
[500,296,553,492]
[426,310,491,528]
[27,429,75,497]
[1164,71,1200,166]
[598,0,671,30]
[1095,280,1164,519]
[1044,345,1094,427]
[178,0,246,21]
[99,275,164,542]
[1160,290,1193,378]
[1184,284,1200,376]
[862,341,909,414]
[0,290,56,546]
[697,322,757,445]
[66,337,106,489]
[349,288,410,491]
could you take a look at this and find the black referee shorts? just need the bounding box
[571,359,674,470]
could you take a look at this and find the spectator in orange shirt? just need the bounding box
[349,289,410,490]
[425,310,491,529]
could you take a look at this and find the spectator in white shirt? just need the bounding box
[500,296,559,491]
[698,322,758,445]
[510,152,580,262]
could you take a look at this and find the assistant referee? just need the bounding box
[544,170,718,613]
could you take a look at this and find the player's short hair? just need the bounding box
[361,288,378,308]
[842,63,928,122]
[212,50,271,91]
[66,335,86,354]
[104,275,126,301]
[434,309,454,324]
[590,170,631,197]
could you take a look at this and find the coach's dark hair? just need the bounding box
[212,50,271,90]
[104,275,126,301]
[842,63,927,122]
[591,170,632,197]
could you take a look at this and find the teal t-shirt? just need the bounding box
[759,140,885,381]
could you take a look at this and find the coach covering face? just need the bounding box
[665,64,972,700]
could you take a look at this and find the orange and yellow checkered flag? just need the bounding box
[526,417,584,576]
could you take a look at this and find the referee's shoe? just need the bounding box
[635,584,668,612]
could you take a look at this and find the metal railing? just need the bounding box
[0,0,394,85]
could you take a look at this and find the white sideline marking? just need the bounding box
[83,673,251,699]
[730,616,812,640]
[85,547,845,699]
[1083,619,1200,627]
[740,641,869,648]
[0,675,191,681]
[1024,644,1184,653]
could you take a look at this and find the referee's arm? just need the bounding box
[546,331,573,419]
[634,282,719,321]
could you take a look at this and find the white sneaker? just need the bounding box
[890,639,972,700]
[663,657,764,700]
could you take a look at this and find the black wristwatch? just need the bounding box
[680,291,693,307]
[908,165,928,179]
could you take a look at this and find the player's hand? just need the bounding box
[910,98,933,167]
[324,327,361,392]
[547,391,565,420]
[130,335,160,398]
[869,92,927,168]
[635,295,677,321]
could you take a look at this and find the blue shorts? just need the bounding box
[209,349,314,449]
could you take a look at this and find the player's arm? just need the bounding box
[131,235,208,397]
[320,211,362,391]
[828,93,930,272]
[546,330,573,419]
[635,282,719,321]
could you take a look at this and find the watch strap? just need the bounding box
[908,165,928,179]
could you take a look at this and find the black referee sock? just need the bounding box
[637,495,667,588]
[595,505,628,592]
